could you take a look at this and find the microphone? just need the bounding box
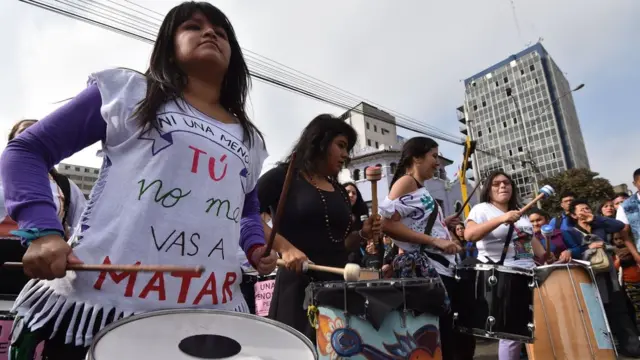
[541,224,554,263]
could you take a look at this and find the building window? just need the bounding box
[374,125,377,132]
[381,128,389,135]
[495,81,499,87]
[363,166,369,178]
[506,88,512,97]
[518,146,523,152]
[509,150,513,156]
[534,78,539,85]
[530,64,535,71]
[84,168,90,173]
[482,100,487,107]
[94,169,99,174]
[473,104,478,111]
[488,127,492,134]
[353,169,361,181]
[478,130,483,137]
[390,162,397,174]
[367,139,371,146]
[503,122,507,128]
[520,69,525,75]
[366,122,370,129]
[64,165,70,170]
[375,141,379,148]
[503,77,509,84]
[75,167,80,171]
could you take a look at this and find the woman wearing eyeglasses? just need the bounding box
[464,170,546,360]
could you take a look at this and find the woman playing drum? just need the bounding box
[257,115,381,342]
[464,171,546,360]
[379,137,469,360]
[1,2,277,358]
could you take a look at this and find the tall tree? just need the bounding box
[539,168,615,216]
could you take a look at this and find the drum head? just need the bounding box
[89,309,316,360]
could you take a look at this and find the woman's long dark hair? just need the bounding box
[8,119,37,141]
[479,170,520,211]
[132,1,263,146]
[343,182,369,228]
[389,136,439,189]
[281,114,357,178]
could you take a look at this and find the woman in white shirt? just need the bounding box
[464,170,546,360]
[380,136,465,360]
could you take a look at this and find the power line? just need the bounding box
[21,0,502,151]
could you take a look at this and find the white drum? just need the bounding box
[87,309,317,360]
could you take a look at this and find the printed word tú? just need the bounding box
[93,256,237,305]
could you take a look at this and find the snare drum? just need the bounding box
[527,262,616,360]
[307,278,446,360]
[86,309,317,360]
[454,263,535,342]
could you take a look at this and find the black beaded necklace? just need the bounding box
[307,174,353,243]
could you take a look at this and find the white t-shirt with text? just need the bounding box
[466,202,535,269]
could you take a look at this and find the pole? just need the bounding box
[462,93,482,214]
[459,137,473,218]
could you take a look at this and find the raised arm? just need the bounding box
[1,84,106,236]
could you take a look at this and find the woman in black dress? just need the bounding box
[258,114,380,341]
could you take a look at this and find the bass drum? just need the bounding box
[526,262,616,360]
[86,309,317,360]
[454,263,535,342]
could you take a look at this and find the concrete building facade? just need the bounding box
[459,43,589,199]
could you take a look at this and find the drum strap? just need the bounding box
[420,201,439,252]
[497,224,515,265]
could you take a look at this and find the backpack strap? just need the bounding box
[554,215,563,230]
[50,171,71,228]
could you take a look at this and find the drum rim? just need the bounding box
[535,262,588,271]
[457,263,534,275]
[87,308,317,359]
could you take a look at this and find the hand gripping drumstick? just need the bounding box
[276,258,361,282]
[2,262,205,274]
[519,185,555,215]
[263,152,297,256]
[365,166,383,268]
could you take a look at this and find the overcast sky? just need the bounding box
[1,0,638,189]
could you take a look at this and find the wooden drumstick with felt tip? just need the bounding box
[2,262,205,274]
[518,185,555,215]
[276,259,361,282]
[365,166,383,268]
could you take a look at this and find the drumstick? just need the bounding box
[2,262,205,274]
[276,259,360,282]
[454,179,482,218]
[263,152,297,257]
[518,185,555,215]
[365,166,383,269]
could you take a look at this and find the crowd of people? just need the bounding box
[0,1,638,360]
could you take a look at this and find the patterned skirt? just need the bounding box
[391,250,450,311]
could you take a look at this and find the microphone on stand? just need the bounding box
[541,224,554,264]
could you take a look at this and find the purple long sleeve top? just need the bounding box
[0,84,265,257]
